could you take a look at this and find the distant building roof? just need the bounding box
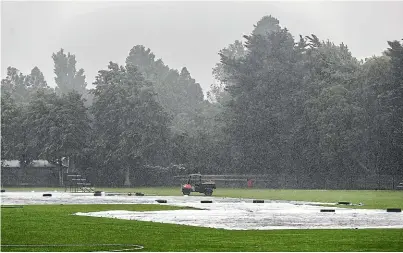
[1,160,58,168]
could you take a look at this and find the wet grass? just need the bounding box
[1,204,403,252]
[212,189,403,209]
[3,187,403,209]
[119,188,403,209]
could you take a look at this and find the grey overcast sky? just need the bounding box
[2,1,403,94]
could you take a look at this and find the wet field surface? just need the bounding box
[2,191,403,230]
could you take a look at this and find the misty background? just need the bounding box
[2,1,403,92]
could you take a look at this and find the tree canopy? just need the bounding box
[1,15,402,188]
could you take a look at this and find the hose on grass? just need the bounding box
[1,205,24,208]
[0,244,144,251]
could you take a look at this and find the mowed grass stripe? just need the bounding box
[1,204,403,252]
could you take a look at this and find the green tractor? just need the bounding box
[181,173,216,196]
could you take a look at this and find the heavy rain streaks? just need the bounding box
[1,3,403,252]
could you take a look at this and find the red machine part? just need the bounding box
[247,179,254,188]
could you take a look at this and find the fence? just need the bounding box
[172,173,403,190]
[2,165,402,190]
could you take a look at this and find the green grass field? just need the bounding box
[1,188,403,251]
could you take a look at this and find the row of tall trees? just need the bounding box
[211,15,402,188]
[1,47,209,186]
[2,15,402,188]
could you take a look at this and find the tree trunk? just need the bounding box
[124,167,131,187]
[59,165,64,187]
[68,156,76,173]
[20,161,27,186]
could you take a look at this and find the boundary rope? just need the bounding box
[0,244,144,252]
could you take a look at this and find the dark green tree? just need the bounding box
[1,92,24,160]
[370,40,403,178]
[24,90,90,175]
[208,40,246,104]
[292,37,366,188]
[252,15,281,37]
[220,24,301,178]
[26,66,47,90]
[52,49,93,103]
[125,45,204,117]
[1,67,29,105]
[91,62,171,186]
